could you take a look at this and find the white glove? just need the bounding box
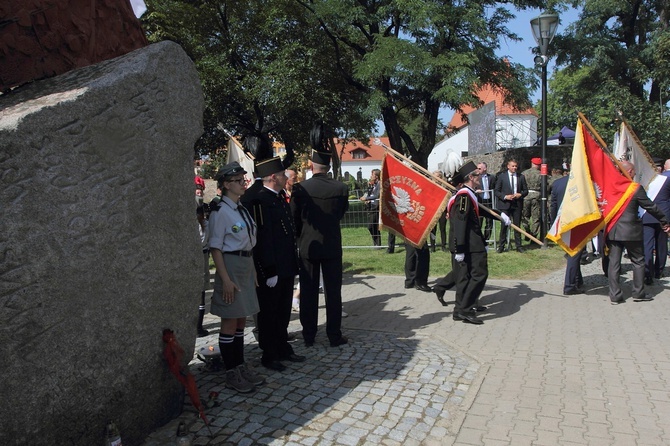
[266,276,278,288]
[500,212,511,226]
[455,253,465,263]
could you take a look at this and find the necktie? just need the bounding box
[237,205,254,242]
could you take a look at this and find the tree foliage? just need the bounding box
[143,0,375,164]
[547,0,670,155]
[299,0,539,167]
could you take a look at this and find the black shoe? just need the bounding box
[563,289,582,296]
[610,299,625,305]
[262,360,286,372]
[304,338,315,347]
[404,283,414,289]
[329,336,349,347]
[281,353,307,363]
[633,294,654,302]
[387,249,394,254]
[496,246,505,253]
[433,287,448,306]
[197,328,210,337]
[474,305,488,312]
[452,312,464,321]
[415,284,432,292]
[516,247,525,253]
[645,276,653,285]
[456,312,484,325]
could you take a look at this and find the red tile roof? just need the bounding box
[448,85,537,130]
[337,137,390,162]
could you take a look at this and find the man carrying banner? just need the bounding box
[607,161,670,304]
[448,161,510,324]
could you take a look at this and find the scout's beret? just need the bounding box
[531,157,542,165]
[216,161,247,180]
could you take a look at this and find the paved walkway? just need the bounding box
[143,256,670,445]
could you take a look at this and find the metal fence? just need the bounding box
[340,189,512,249]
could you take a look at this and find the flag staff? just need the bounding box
[381,145,543,246]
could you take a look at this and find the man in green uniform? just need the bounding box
[521,157,542,239]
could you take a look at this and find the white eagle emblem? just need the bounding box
[390,187,415,214]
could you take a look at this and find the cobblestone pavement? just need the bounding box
[143,253,670,445]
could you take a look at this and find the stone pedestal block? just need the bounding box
[0,41,204,445]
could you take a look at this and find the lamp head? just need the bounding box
[530,12,559,56]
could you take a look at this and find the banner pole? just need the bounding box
[382,146,543,246]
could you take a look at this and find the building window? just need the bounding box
[352,149,367,159]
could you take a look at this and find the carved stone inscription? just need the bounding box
[0,41,204,446]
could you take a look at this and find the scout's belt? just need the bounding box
[224,250,253,257]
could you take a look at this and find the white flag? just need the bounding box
[226,136,256,185]
[614,121,657,189]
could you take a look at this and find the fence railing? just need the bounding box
[341,190,511,250]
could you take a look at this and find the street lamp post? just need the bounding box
[530,12,559,243]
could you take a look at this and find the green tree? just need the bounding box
[143,0,375,159]
[548,0,670,154]
[298,0,538,167]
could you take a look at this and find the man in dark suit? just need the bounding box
[475,162,495,242]
[642,164,670,283]
[494,159,528,252]
[607,161,670,304]
[447,161,510,324]
[550,170,584,295]
[243,157,305,372]
[291,128,349,347]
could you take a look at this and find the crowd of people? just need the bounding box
[196,124,349,393]
[195,148,670,392]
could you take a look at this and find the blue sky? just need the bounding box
[436,7,582,125]
[497,7,581,102]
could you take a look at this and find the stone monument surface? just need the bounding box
[0,40,204,445]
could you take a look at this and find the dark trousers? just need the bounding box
[256,277,295,363]
[367,210,381,246]
[299,256,343,343]
[498,203,522,249]
[643,223,668,279]
[607,240,645,301]
[563,249,584,293]
[431,215,447,250]
[404,244,430,287]
[453,251,488,313]
[433,271,455,294]
[387,233,396,253]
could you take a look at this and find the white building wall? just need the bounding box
[427,128,468,172]
[428,114,537,172]
[496,114,537,149]
[341,160,382,181]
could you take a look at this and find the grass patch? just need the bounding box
[341,227,566,280]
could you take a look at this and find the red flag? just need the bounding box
[547,118,637,255]
[162,329,209,425]
[380,152,450,247]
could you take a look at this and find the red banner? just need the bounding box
[547,118,636,255]
[380,153,450,248]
